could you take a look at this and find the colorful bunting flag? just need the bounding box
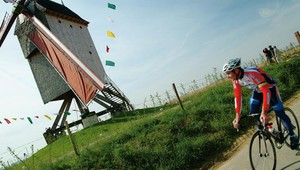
[105,60,115,66]
[106,45,110,53]
[12,118,17,121]
[0,121,2,124]
[108,3,116,10]
[107,31,115,38]
[107,16,114,23]
[27,117,33,124]
[44,115,51,120]
[35,116,39,118]
[4,118,11,124]
[64,111,71,115]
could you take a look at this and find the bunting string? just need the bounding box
[0,112,75,125]
[105,2,117,67]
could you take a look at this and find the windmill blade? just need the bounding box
[0,0,26,47]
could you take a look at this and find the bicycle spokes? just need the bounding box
[250,132,276,170]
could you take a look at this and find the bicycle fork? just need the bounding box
[259,133,270,157]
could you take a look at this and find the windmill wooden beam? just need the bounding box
[0,0,25,47]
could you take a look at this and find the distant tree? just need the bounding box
[192,80,199,90]
[180,83,187,95]
[212,67,219,83]
[150,95,156,107]
[7,147,29,169]
[155,92,162,106]
[166,90,171,103]
[143,97,148,108]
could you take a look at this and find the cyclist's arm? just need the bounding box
[233,80,242,116]
[258,82,272,113]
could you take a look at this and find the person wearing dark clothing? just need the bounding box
[263,48,273,64]
[268,45,275,57]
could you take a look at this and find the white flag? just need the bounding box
[107,16,114,23]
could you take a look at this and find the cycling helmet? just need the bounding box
[222,58,241,73]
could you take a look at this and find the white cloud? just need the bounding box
[258,8,276,18]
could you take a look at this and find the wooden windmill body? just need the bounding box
[0,0,133,144]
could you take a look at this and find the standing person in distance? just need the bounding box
[222,58,298,149]
[273,46,280,63]
[268,45,278,63]
[263,48,273,65]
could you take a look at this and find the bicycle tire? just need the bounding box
[249,131,277,170]
[279,107,300,147]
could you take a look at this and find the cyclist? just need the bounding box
[222,58,298,149]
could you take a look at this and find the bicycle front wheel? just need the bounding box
[279,107,300,147]
[249,131,276,170]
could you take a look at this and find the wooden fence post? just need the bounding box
[172,83,185,110]
[65,121,80,157]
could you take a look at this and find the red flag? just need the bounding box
[35,116,39,118]
[4,118,11,124]
[106,45,110,53]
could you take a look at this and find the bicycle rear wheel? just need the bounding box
[279,107,300,147]
[249,131,276,170]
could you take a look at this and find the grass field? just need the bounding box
[5,48,300,170]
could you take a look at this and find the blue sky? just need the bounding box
[0,0,300,164]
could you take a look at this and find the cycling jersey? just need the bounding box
[233,66,276,115]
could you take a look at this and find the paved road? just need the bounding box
[217,93,300,170]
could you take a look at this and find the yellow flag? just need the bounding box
[44,115,52,120]
[107,31,115,38]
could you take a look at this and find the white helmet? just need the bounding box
[222,58,241,73]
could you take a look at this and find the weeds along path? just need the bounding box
[49,107,172,164]
[210,91,300,170]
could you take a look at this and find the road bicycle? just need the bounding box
[239,107,300,170]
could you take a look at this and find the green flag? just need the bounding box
[106,60,115,66]
[108,3,116,10]
[27,117,33,124]
[64,111,71,115]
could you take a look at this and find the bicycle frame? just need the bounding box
[242,108,289,146]
[240,107,299,170]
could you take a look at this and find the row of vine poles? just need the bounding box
[140,57,263,108]
[0,145,36,169]
[140,43,299,109]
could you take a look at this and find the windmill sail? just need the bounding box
[0,0,25,47]
[27,15,106,105]
[0,12,8,32]
[3,0,16,3]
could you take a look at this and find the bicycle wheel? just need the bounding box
[279,107,300,147]
[249,131,276,170]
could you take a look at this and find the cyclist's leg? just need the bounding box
[270,87,294,135]
[270,86,298,149]
[249,90,262,122]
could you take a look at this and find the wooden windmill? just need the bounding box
[0,0,134,143]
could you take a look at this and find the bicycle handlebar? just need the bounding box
[236,113,268,132]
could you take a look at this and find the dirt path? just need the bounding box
[207,91,300,170]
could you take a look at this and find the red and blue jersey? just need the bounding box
[233,66,276,115]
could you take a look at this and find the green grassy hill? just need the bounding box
[6,49,300,170]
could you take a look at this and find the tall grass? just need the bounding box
[7,54,300,169]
